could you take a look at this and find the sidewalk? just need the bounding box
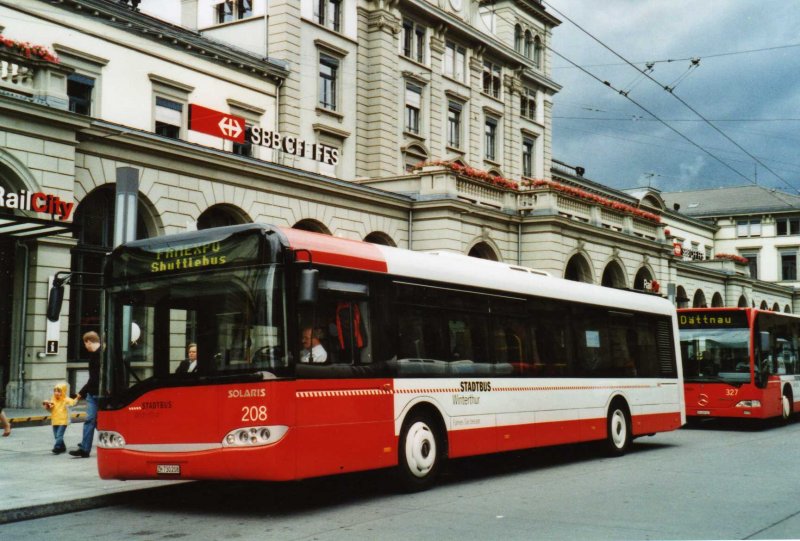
[0,408,186,524]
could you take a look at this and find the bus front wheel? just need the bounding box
[397,413,442,492]
[604,401,632,456]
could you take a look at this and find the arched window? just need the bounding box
[693,289,707,308]
[364,231,396,247]
[565,254,593,283]
[711,292,724,307]
[293,219,331,235]
[524,30,533,59]
[601,261,626,288]
[69,185,156,362]
[533,36,543,67]
[468,242,499,261]
[197,204,251,230]
[772,302,780,312]
[760,300,769,310]
[633,267,653,291]
[738,295,748,308]
[514,25,522,53]
[785,305,792,313]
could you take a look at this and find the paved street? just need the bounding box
[3,419,799,540]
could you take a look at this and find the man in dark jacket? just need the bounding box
[176,343,198,373]
[70,331,100,458]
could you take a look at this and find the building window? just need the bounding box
[482,60,501,98]
[404,143,428,173]
[319,54,339,111]
[522,137,534,177]
[485,117,498,161]
[444,41,466,82]
[154,97,183,139]
[534,36,543,68]
[741,252,758,279]
[447,101,462,148]
[405,83,422,134]
[215,0,252,24]
[781,251,797,281]
[520,87,536,120]
[777,217,800,236]
[314,0,341,32]
[67,73,94,116]
[736,218,761,237]
[401,19,426,63]
[233,124,253,157]
[524,30,533,59]
[514,25,522,53]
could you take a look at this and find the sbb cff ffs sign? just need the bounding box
[189,104,245,143]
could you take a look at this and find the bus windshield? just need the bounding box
[103,264,288,404]
[679,327,751,384]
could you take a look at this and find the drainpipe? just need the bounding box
[408,209,413,250]
[14,240,29,408]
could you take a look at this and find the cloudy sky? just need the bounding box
[545,0,800,194]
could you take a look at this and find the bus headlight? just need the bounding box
[735,400,761,408]
[222,425,288,448]
[97,431,126,448]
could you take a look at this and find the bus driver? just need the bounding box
[300,327,327,364]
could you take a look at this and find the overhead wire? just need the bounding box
[543,0,800,195]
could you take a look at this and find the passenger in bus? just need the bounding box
[300,327,328,363]
[176,343,198,373]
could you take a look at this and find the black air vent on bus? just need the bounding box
[656,320,678,378]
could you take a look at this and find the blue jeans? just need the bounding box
[53,425,67,451]
[80,393,97,454]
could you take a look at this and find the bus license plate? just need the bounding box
[157,464,181,475]
[696,410,710,416]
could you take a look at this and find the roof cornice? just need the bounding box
[24,0,289,81]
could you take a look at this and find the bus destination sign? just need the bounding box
[678,311,748,329]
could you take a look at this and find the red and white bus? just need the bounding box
[678,308,800,422]
[93,224,684,489]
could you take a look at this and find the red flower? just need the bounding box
[0,34,59,63]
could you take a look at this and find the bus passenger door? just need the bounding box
[294,282,395,478]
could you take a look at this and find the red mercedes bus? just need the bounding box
[678,308,800,422]
[91,224,684,489]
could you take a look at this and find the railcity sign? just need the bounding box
[0,187,74,221]
[189,104,339,166]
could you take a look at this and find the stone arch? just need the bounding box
[293,219,331,235]
[632,266,654,291]
[760,300,769,310]
[601,259,627,288]
[785,305,792,314]
[197,203,251,230]
[0,147,38,193]
[711,292,724,307]
[692,289,707,308]
[772,302,781,312]
[468,240,499,262]
[364,231,396,247]
[738,295,748,307]
[564,252,594,283]
[514,24,522,52]
[69,185,161,360]
[676,285,690,309]
[533,35,543,67]
[524,29,533,58]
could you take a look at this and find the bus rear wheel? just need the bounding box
[604,402,632,456]
[781,388,793,424]
[397,413,442,492]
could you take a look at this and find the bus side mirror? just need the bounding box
[298,268,319,305]
[46,283,65,322]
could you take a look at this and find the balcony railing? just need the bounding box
[0,45,71,109]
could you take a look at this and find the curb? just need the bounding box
[0,483,183,525]
[9,413,87,428]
